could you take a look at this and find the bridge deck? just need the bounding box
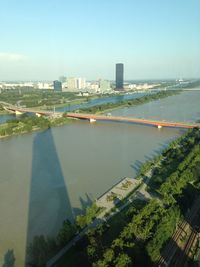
[65,112,199,129]
[2,103,200,129]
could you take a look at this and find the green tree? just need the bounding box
[57,220,76,246]
[2,250,15,267]
[103,248,114,263]
[28,235,57,267]
[114,253,132,267]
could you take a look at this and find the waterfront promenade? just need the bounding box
[46,174,153,267]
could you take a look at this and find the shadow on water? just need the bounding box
[72,194,93,217]
[2,250,15,267]
[130,160,143,173]
[24,129,74,266]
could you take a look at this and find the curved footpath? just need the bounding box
[46,169,155,267]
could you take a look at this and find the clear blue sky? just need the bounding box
[0,0,200,81]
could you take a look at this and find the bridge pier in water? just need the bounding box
[36,113,42,117]
[89,118,96,123]
[15,110,24,115]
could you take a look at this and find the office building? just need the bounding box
[67,77,77,90]
[77,77,86,90]
[99,79,111,92]
[116,63,124,90]
[53,80,62,91]
[66,77,86,91]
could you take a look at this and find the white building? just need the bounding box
[77,77,86,90]
[37,82,53,90]
[65,77,86,91]
[67,77,77,90]
[99,79,111,93]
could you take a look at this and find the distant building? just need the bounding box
[89,82,99,92]
[99,79,111,92]
[37,82,53,90]
[67,77,77,90]
[116,63,124,90]
[53,80,62,91]
[77,77,86,90]
[66,77,86,91]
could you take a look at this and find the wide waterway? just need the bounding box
[0,90,199,266]
[0,91,152,124]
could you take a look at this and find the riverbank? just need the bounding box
[0,98,88,115]
[33,98,89,110]
[51,128,200,267]
[0,115,73,139]
[0,90,180,138]
[77,90,181,114]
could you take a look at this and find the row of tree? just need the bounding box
[27,128,200,267]
[78,90,180,114]
[84,128,200,267]
[0,115,71,137]
[0,89,84,108]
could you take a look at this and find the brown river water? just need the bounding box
[0,90,199,266]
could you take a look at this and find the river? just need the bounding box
[0,91,152,124]
[0,90,199,266]
[55,91,153,112]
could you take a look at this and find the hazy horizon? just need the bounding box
[0,0,200,81]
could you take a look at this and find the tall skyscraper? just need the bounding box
[115,63,124,90]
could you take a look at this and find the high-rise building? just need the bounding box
[116,63,124,90]
[99,79,111,92]
[53,80,62,91]
[77,78,86,90]
[67,77,77,90]
[66,77,86,91]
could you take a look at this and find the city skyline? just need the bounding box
[0,0,200,81]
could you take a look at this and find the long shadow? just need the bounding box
[25,129,74,266]
[130,159,143,173]
[73,194,94,216]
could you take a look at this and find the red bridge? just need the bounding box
[65,112,200,129]
[2,102,200,129]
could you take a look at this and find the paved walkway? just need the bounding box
[96,177,141,213]
[46,169,158,267]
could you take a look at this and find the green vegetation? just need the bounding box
[57,220,77,247]
[28,203,103,266]
[0,89,90,112]
[148,128,200,193]
[76,203,103,229]
[0,115,72,138]
[55,128,200,267]
[2,250,15,267]
[77,90,180,114]
[28,220,76,267]
[24,121,200,267]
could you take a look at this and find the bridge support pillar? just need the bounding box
[36,113,42,117]
[157,125,162,129]
[15,110,24,115]
[89,118,96,123]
